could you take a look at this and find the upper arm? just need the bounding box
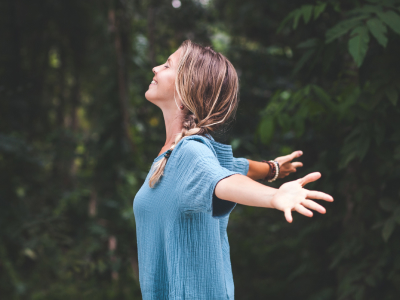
[176,140,241,218]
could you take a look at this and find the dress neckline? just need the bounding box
[153,134,230,162]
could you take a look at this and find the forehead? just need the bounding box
[169,48,181,62]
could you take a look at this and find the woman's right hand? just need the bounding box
[270,172,334,223]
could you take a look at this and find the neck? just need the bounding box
[161,107,184,149]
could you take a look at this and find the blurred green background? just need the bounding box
[1,0,400,299]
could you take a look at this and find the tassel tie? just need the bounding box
[164,149,172,159]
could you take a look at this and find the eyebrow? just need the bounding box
[167,57,172,66]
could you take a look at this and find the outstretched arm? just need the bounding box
[215,171,333,223]
[244,150,304,181]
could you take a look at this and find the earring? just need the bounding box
[180,105,184,110]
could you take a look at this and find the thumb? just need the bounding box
[296,172,321,187]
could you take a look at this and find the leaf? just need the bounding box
[293,9,302,29]
[385,86,398,105]
[311,85,337,111]
[339,124,368,168]
[277,10,296,33]
[366,18,388,47]
[301,5,314,24]
[314,3,327,20]
[379,198,398,212]
[346,5,383,16]
[296,38,319,49]
[348,26,370,67]
[382,218,395,242]
[258,117,274,145]
[292,49,315,75]
[357,135,370,161]
[325,16,367,44]
[377,10,400,35]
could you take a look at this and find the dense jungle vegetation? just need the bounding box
[1,0,400,299]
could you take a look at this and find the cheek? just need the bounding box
[160,72,176,92]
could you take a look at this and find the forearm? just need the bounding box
[246,159,270,181]
[215,174,277,209]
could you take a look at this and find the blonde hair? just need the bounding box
[149,40,240,188]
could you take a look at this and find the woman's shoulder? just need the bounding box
[174,134,217,161]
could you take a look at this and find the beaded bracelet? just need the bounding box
[269,160,280,182]
[261,160,280,182]
[262,160,275,181]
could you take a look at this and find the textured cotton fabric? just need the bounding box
[133,134,249,300]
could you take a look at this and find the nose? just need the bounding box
[152,65,161,74]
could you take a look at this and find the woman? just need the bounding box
[133,40,333,300]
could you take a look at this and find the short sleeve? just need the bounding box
[176,139,241,218]
[232,157,249,176]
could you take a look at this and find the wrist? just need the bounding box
[261,160,280,182]
[263,186,278,209]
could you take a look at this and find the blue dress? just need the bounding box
[133,134,249,299]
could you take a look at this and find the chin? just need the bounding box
[145,90,159,106]
[145,89,154,101]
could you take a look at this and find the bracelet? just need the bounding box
[268,160,279,182]
[261,160,280,182]
[261,160,274,181]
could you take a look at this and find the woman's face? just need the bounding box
[145,47,182,109]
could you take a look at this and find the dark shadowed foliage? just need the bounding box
[1,0,399,299]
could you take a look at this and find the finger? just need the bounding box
[306,190,334,202]
[295,204,313,217]
[301,199,326,214]
[291,162,303,169]
[279,150,303,163]
[284,208,293,223]
[296,172,321,187]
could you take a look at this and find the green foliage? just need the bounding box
[348,26,370,67]
[215,0,400,298]
[277,2,328,32]
[0,0,213,298]
[2,0,400,299]
[281,1,400,67]
[250,0,400,298]
[366,18,388,47]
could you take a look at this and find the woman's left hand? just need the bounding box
[274,150,303,179]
